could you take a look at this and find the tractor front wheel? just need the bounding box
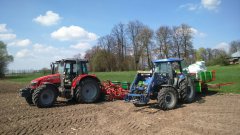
[75,79,100,103]
[25,96,33,105]
[157,87,178,110]
[32,85,57,108]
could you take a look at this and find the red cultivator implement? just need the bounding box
[101,81,129,101]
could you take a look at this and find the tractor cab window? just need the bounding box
[73,64,77,74]
[65,63,71,75]
[58,62,65,74]
[154,63,168,73]
[82,62,88,74]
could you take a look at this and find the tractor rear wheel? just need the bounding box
[32,85,57,108]
[157,87,178,110]
[179,77,196,103]
[75,79,100,103]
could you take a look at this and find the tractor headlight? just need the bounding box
[30,81,38,86]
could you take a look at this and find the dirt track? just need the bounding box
[0,81,240,135]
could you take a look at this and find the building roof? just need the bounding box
[231,51,240,58]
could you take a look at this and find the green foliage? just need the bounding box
[0,41,14,78]
[207,54,229,66]
[91,50,117,72]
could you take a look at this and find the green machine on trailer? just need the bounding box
[191,70,216,93]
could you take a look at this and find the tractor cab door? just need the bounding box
[172,61,185,87]
[63,62,77,88]
[75,61,88,75]
[153,62,173,85]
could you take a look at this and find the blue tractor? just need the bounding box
[125,58,196,110]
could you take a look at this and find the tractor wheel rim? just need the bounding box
[82,85,97,100]
[165,92,174,106]
[40,90,54,105]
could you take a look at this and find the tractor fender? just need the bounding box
[161,85,179,96]
[41,82,59,95]
[161,85,177,90]
[71,74,101,90]
[178,76,186,87]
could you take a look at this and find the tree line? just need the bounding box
[84,20,197,72]
[1,21,240,77]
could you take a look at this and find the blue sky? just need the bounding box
[0,0,239,70]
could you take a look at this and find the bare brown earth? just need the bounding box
[0,81,240,135]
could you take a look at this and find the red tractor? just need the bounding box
[19,58,101,108]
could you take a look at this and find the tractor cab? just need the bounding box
[51,59,88,88]
[153,58,187,86]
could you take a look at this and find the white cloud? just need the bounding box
[16,49,31,58]
[179,3,199,11]
[9,39,31,47]
[213,42,229,52]
[10,43,89,69]
[33,11,61,26]
[180,0,221,12]
[0,24,8,32]
[51,25,98,41]
[201,0,221,10]
[70,42,92,50]
[191,28,207,38]
[33,43,56,53]
[0,33,16,40]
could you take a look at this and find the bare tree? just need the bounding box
[98,35,115,53]
[172,26,182,58]
[127,20,144,70]
[73,53,82,59]
[178,24,193,59]
[137,26,153,69]
[111,23,127,70]
[229,40,240,54]
[156,26,172,58]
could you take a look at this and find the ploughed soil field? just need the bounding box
[0,81,240,135]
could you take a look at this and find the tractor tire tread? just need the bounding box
[157,87,178,110]
[32,84,57,108]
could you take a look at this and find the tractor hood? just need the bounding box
[30,73,60,88]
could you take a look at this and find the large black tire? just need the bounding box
[179,77,196,103]
[157,87,178,110]
[75,79,100,103]
[25,96,33,105]
[32,85,57,108]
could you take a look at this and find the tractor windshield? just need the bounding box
[154,62,170,73]
[58,62,65,74]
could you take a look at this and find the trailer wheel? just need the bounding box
[202,83,208,94]
[157,87,178,110]
[32,85,57,108]
[75,78,100,103]
[179,77,196,103]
